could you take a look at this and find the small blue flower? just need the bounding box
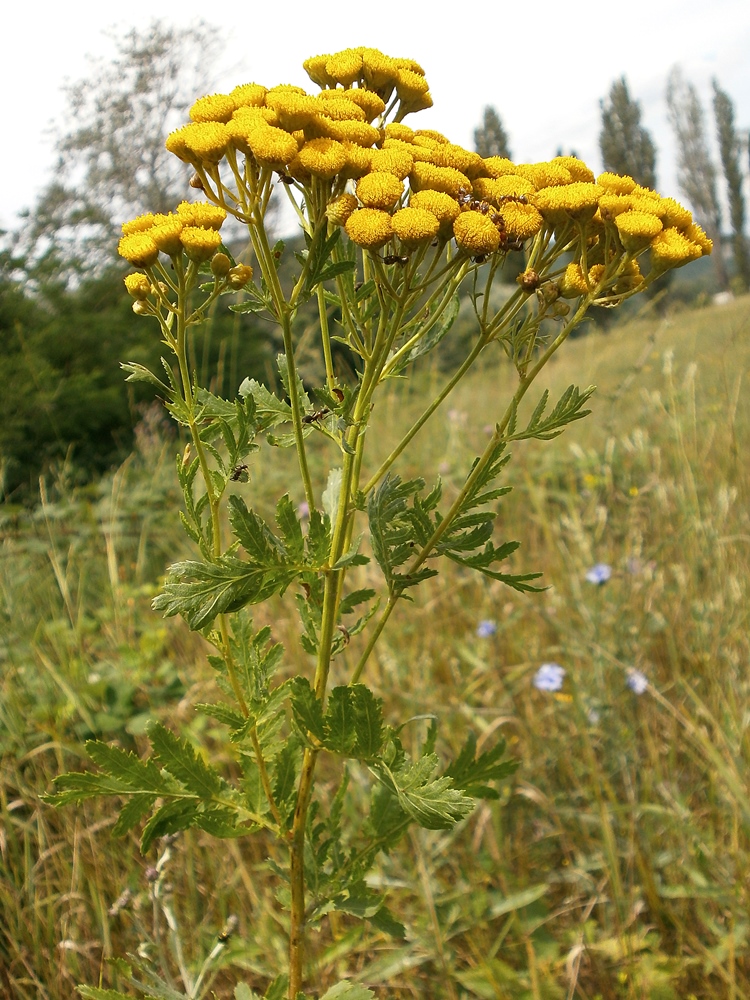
[586,563,612,585]
[297,501,310,520]
[533,663,565,692]
[476,619,497,638]
[626,670,648,695]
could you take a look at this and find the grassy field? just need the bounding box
[1,294,749,999]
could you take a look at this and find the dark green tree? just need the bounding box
[599,76,657,188]
[712,79,750,290]
[20,20,223,280]
[473,106,512,159]
[666,67,728,289]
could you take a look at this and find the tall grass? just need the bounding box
[1,296,748,999]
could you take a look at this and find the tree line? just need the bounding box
[2,22,748,502]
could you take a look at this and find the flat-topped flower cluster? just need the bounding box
[118,46,711,309]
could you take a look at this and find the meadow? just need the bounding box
[1,292,749,1000]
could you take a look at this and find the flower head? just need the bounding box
[345,208,394,249]
[626,670,648,695]
[118,232,159,268]
[476,620,497,638]
[356,171,404,210]
[180,226,223,262]
[533,663,566,692]
[392,207,440,246]
[585,563,612,585]
[124,273,151,300]
[453,211,500,254]
[190,94,236,124]
[176,202,226,230]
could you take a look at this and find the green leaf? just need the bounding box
[507,384,596,441]
[78,988,133,1000]
[370,904,407,939]
[373,754,474,830]
[322,467,342,527]
[112,794,156,837]
[331,536,369,570]
[85,741,167,792]
[276,494,304,562]
[238,378,293,430]
[148,722,223,799]
[264,975,289,1000]
[120,362,173,396]
[319,983,374,1000]
[235,985,262,1000]
[290,677,325,742]
[445,732,518,799]
[141,799,199,853]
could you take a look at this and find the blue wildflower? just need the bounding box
[586,563,612,585]
[626,670,648,695]
[533,663,565,692]
[476,619,497,638]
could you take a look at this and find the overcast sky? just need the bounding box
[3,0,749,235]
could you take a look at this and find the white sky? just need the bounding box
[2,0,750,235]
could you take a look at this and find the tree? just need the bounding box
[666,67,728,289]
[474,106,511,159]
[712,79,750,290]
[599,77,657,188]
[20,20,223,280]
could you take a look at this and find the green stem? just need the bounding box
[318,283,336,391]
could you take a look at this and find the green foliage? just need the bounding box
[599,76,657,189]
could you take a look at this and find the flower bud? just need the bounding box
[211,252,232,277]
[132,300,151,315]
[228,264,254,289]
[124,273,151,300]
[189,172,205,190]
[516,269,541,292]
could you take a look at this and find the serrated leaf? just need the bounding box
[290,677,325,742]
[276,494,304,561]
[148,722,222,799]
[238,378,293,430]
[112,795,156,837]
[331,536,368,570]
[264,975,289,1000]
[78,988,132,1000]
[235,985,262,1000]
[371,904,407,938]
[141,799,199,853]
[85,741,167,792]
[445,733,518,798]
[373,754,474,830]
[120,362,173,395]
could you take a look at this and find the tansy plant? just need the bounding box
[48,45,710,1000]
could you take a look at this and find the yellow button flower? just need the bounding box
[473,175,536,203]
[326,193,359,226]
[338,88,385,122]
[519,162,573,188]
[410,163,472,199]
[266,91,319,130]
[121,213,156,235]
[658,197,693,230]
[150,217,184,256]
[340,143,373,179]
[683,221,712,255]
[345,208,394,248]
[248,125,300,168]
[409,190,461,226]
[360,48,400,90]
[230,83,268,108]
[533,182,603,224]
[598,194,633,220]
[326,49,365,87]
[314,95,366,122]
[395,68,430,102]
[596,172,636,195]
[385,138,437,164]
[118,232,159,268]
[356,172,404,210]
[369,147,414,179]
[414,129,448,145]
[166,122,230,165]
[482,157,519,179]
[303,54,334,88]
[384,123,415,142]
[232,105,279,126]
[124,273,152,299]
[433,144,483,176]
[615,210,664,251]
[453,212,500,254]
[550,156,595,182]
[180,226,223,262]
[650,228,704,270]
[176,202,227,229]
[392,207,440,246]
[190,94,236,123]
[500,202,544,240]
[296,137,348,179]
[316,118,381,147]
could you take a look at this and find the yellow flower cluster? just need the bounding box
[118,202,227,269]
[154,48,710,286]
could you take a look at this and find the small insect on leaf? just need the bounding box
[230,464,250,482]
